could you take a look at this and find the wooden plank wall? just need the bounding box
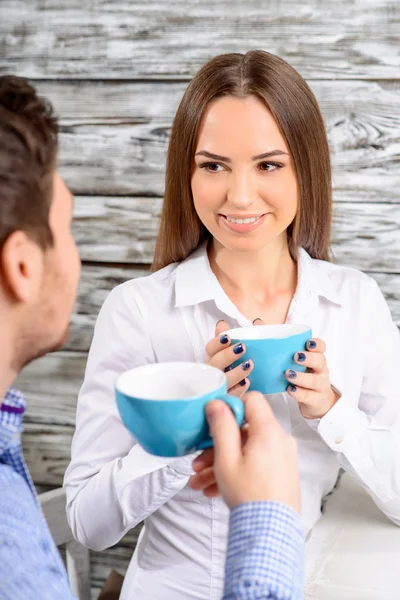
[1,0,400,596]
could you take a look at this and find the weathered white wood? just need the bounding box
[22,422,75,486]
[331,203,400,273]
[70,197,400,272]
[68,264,148,352]
[1,1,399,79]
[72,197,161,262]
[54,92,400,199]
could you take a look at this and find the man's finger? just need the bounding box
[192,448,214,473]
[205,400,241,470]
[243,392,279,438]
[203,483,221,498]
[189,466,216,491]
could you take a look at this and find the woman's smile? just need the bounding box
[218,212,271,233]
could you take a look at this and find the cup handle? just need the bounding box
[197,394,245,450]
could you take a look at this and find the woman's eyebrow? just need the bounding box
[195,149,289,162]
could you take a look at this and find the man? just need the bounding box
[0,75,81,600]
[191,396,304,599]
[0,75,304,599]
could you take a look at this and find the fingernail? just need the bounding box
[288,384,297,393]
[252,318,262,324]
[233,343,244,355]
[297,352,306,362]
[220,334,229,345]
[240,379,247,386]
[288,370,297,379]
[224,364,234,373]
[216,320,224,325]
[242,360,251,371]
[307,340,317,349]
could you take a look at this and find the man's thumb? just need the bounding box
[205,400,241,468]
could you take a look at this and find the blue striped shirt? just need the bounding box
[0,388,76,600]
[1,388,304,599]
[224,502,304,599]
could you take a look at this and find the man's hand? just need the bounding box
[190,392,300,513]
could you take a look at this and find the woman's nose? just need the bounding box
[227,174,257,210]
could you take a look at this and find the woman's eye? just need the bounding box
[200,162,224,173]
[258,161,283,172]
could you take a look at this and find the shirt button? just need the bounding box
[335,436,344,444]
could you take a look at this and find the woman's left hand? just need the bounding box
[285,338,340,419]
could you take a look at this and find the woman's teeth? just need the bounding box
[226,216,260,224]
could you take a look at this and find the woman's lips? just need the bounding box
[219,213,269,233]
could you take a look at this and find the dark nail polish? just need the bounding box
[240,379,247,386]
[288,384,297,393]
[233,343,244,355]
[307,340,317,349]
[297,352,306,362]
[252,318,262,324]
[288,370,297,379]
[220,334,229,345]
[242,361,251,371]
[224,364,234,373]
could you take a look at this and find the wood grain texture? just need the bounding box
[71,197,400,272]
[35,79,400,201]
[1,1,399,80]
[68,264,148,352]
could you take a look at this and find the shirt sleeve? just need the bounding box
[223,501,304,600]
[313,277,400,525]
[64,282,194,551]
[0,467,76,600]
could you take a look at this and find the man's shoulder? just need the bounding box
[0,463,40,532]
[0,463,75,599]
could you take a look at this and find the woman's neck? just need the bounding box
[208,236,297,323]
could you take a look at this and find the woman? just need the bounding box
[64,51,400,600]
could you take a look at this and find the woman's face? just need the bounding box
[191,95,298,254]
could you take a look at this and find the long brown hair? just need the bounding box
[152,50,331,271]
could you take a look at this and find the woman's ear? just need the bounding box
[0,231,45,303]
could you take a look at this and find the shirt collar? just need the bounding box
[175,243,342,310]
[175,242,216,308]
[0,388,26,455]
[295,248,342,307]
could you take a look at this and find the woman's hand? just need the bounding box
[285,338,340,419]
[205,320,254,397]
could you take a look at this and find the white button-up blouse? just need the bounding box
[64,243,400,600]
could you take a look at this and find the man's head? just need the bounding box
[0,75,81,376]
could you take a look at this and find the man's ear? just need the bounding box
[0,231,45,303]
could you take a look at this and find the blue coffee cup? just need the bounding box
[228,324,312,394]
[115,362,245,457]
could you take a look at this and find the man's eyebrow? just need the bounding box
[195,149,289,162]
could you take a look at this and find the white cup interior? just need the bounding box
[116,362,226,400]
[227,323,310,340]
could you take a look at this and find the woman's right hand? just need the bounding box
[205,320,254,397]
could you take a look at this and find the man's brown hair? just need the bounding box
[0,75,58,252]
[152,50,332,271]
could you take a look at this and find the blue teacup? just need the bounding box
[228,324,312,394]
[115,362,245,457]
